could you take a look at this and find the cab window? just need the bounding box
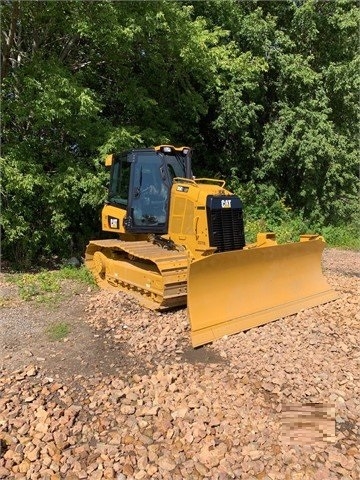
[108,155,130,207]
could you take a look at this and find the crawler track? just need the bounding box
[85,239,189,309]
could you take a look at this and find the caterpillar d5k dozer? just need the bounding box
[85,145,337,347]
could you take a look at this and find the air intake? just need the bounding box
[206,195,246,252]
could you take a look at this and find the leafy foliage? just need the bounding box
[1,0,358,266]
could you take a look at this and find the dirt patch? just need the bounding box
[0,279,139,380]
[181,346,227,365]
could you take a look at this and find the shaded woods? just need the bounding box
[1,0,359,265]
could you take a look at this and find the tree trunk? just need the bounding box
[1,1,20,82]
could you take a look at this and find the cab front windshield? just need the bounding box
[131,153,173,227]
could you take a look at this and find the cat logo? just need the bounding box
[221,199,232,208]
[109,217,119,229]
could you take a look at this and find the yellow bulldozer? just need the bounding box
[85,145,337,347]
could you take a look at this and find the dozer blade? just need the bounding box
[188,238,338,347]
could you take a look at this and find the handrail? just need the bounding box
[173,177,226,188]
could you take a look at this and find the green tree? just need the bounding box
[1,2,108,264]
[257,0,359,225]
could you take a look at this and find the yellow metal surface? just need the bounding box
[188,238,338,347]
[154,145,191,154]
[101,204,127,234]
[168,179,233,260]
[105,154,114,166]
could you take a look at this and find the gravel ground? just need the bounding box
[0,248,359,479]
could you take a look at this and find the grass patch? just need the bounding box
[58,265,97,285]
[0,296,18,308]
[5,266,96,302]
[8,272,61,301]
[46,322,70,341]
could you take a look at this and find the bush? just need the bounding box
[320,224,360,250]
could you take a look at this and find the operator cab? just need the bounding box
[107,145,192,234]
